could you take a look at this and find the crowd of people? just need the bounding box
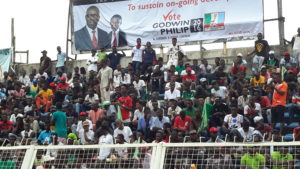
[0,31,300,168]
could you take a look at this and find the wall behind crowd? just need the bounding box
[16,45,285,75]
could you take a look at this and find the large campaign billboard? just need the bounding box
[72,0,263,52]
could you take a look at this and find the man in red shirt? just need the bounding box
[271,73,288,135]
[173,111,191,133]
[0,113,13,138]
[293,127,300,141]
[55,77,70,103]
[182,67,197,82]
[117,85,133,123]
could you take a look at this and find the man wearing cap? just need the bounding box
[76,112,93,134]
[263,50,279,68]
[40,50,52,76]
[78,121,94,145]
[52,102,67,144]
[280,52,297,68]
[182,67,197,82]
[211,80,228,100]
[207,127,224,142]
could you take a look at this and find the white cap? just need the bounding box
[200,78,207,82]
[237,53,243,57]
[269,50,275,55]
[254,116,263,123]
[16,113,24,119]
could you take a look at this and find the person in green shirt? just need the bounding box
[241,147,266,169]
[197,97,213,120]
[97,48,107,62]
[271,147,294,169]
[52,102,67,142]
[175,60,185,75]
[183,99,195,118]
[182,83,196,99]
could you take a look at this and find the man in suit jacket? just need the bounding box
[109,14,128,47]
[75,6,110,51]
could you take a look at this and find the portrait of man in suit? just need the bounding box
[109,14,128,47]
[75,6,110,51]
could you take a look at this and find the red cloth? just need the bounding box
[293,127,300,141]
[56,83,69,90]
[118,96,133,120]
[182,74,197,81]
[173,116,191,131]
[0,120,13,131]
[256,96,271,108]
[231,66,246,74]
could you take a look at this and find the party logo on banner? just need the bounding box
[204,12,225,32]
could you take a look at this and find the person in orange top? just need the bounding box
[271,73,288,135]
[89,102,105,129]
[35,83,53,113]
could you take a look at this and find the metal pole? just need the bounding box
[26,50,29,64]
[277,0,285,51]
[65,0,72,73]
[200,41,203,59]
[11,18,15,64]
[223,41,227,57]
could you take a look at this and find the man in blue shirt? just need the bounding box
[107,46,126,70]
[38,123,54,145]
[56,46,67,73]
[152,108,170,132]
[142,41,156,74]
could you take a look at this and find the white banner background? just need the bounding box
[73,0,263,49]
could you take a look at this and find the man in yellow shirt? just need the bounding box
[250,72,265,87]
[36,84,53,112]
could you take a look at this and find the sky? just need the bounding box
[0,0,299,63]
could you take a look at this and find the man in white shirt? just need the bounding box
[87,49,98,72]
[223,105,243,132]
[79,121,94,145]
[284,27,300,65]
[238,121,255,142]
[165,75,181,90]
[113,119,133,143]
[84,88,99,105]
[76,112,93,134]
[132,75,146,98]
[131,38,145,74]
[211,80,228,100]
[199,59,213,75]
[164,82,181,101]
[97,59,113,102]
[18,70,30,86]
[166,38,185,69]
[56,46,67,73]
[98,129,114,160]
